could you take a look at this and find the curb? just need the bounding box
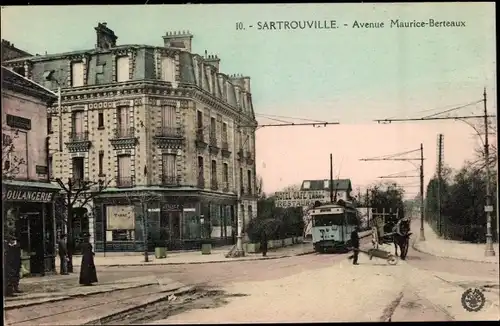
[85,248,317,268]
[5,283,156,310]
[411,241,499,265]
[83,285,196,325]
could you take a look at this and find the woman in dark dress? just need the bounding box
[260,229,268,257]
[79,234,98,286]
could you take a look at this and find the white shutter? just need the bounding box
[118,155,131,178]
[119,107,129,133]
[116,56,130,82]
[71,62,84,87]
[74,111,84,134]
[162,106,176,128]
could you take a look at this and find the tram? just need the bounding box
[310,200,360,253]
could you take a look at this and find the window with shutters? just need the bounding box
[247,169,252,194]
[211,160,217,190]
[240,168,244,193]
[71,111,85,141]
[161,154,177,185]
[210,117,217,144]
[117,155,132,187]
[116,56,130,82]
[71,62,84,87]
[223,163,229,190]
[197,156,204,188]
[47,117,52,134]
[160,105,177,136]
[161,57,175,83]
[117,106,130,137]
[98,112,104,129]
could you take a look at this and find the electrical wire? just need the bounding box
[421,100,483,119]
[255,113,327,123]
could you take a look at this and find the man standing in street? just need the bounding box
[4,236,22,295]
[260,229,268,257]
[350,227,360,265]
[58,234,69,275]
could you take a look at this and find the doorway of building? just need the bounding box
[18,212,45,275]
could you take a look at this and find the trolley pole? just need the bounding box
[483,88,495,256]
[419,143,426,241]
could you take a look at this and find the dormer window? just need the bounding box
[303,181,311,189]
[323,180,329,189]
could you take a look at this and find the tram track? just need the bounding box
[5,283,193,326]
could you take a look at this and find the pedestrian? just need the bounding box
[4,236,22,296]
[58,234,69,275]
[79,233,98,286]
[260,229,268,257]
[350,227,360,265]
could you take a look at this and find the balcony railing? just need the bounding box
[210,179,218,190]
[116,176,135,188]
[72,177,84,189]
[222,181,230,192]
[247,187,253,195]
[196,130,206,142]
[221,141,229,151]
[197,174,205,188]
[240,185,245,194]
[161,175,180,186]
[68,131,89,142]
[113,127,135,139]
[156,126,182,138]
[209,135,218,148]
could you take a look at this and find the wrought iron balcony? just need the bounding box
[222,181,230,192]
[210,179,218,191]
[195,130,207,149]
[247,187,253,195]
[116,176,135,188]
[155,126,182,138]
[221,141,231,158]
[161,175,180,186]
[65,131,91,152]
[110,127,138,150]
[209,135,220,155]
[113,127,136,139]
[197,174,205,188]
[68,131,89,142]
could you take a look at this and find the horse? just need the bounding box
[393,219,411,260]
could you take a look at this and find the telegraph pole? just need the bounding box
[437,134,444,237]
[330,153,334,203]
[419,143,425,241]
[483,89,495,256]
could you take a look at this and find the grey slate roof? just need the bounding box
[300,179,352,192]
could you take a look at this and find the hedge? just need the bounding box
[247,207,304,242]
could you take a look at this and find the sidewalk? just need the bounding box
[412,219,499,264]
[64,242,315,268]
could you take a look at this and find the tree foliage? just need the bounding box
[425,162,498,242]
[367,181,406,219]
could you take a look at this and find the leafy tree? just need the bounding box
[367,181,406,218]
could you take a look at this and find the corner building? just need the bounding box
[3,24,258,251]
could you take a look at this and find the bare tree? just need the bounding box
[2,130,26,179]
[280,184,302,192]
[468,118,497,172]
[55,177,112,273]
[122,191,161,263]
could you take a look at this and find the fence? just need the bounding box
[428,215,498,243]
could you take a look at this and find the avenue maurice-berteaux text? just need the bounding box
[251,19,466,30]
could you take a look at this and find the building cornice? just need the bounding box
[54,81,257,124]
[2,67,58,105]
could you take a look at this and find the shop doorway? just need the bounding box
[18,212,45,275]
[160,210,182,241]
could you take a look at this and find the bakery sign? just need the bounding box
[2,189,55,203]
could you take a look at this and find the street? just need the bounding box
[5,236,499,325]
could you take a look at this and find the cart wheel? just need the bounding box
[387,255,398,265]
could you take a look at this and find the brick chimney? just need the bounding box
[204,54,220,71]
[95,22,117,50]
[163,31,193,52]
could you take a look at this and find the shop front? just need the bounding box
[93,190,237,252]
[2,180,61,276]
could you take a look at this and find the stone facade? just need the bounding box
[3,24,258,250]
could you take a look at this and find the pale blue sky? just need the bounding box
[1,3,497,193]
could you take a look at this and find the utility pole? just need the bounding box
[329,153,334,203]
[419,143,425,241]
[360,147,426,240]
[437,134,444,237]
[483,88,495,256]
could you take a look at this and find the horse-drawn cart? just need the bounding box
[358,248,399,265]
[373,213,411,260]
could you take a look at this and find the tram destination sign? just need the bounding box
[3,189,55,203]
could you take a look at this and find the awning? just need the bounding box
[2,179,61,203]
